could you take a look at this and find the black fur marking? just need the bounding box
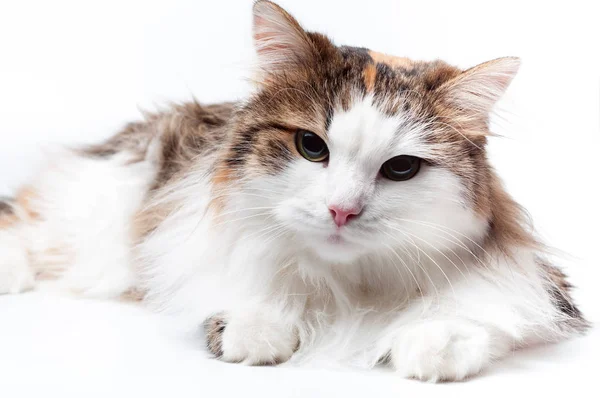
[204,314,227,358]
[258,138,293,173]
[0,197,14,215]
[340,46,371,59]
[227,125,262,166]
[548,284,583,320]
[324,105,334,132]
[227,123,295,169]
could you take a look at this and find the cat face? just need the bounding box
[218,1,519,263]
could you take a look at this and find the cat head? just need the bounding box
[216,1,525,263]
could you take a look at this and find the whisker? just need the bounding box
[381,230,439,300]
[211,211,275,228]
[384,222,469,284]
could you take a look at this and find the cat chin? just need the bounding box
[303,236,369,264]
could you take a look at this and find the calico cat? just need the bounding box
[0,0,587,382]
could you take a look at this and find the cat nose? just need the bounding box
[329,205,362,227]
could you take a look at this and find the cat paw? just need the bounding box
[203,310,298,365]
[0,230,34,294]
[390,320,491,382]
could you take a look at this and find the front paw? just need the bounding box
[203,310,298,365]
[391,320,491,382]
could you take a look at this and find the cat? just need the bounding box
[0,0,588,382]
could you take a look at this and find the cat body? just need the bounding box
[0,1,587,382]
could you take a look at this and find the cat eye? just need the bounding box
[380,155,421,181]
[296,129,329,162]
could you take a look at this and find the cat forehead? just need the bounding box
[319,48,463,160]
[327,95,431,160]
[338,46,462,97]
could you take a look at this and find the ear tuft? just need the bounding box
[252,0,313,75]
[438,57,521,117]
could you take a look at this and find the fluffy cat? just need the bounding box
[0,1,588,382]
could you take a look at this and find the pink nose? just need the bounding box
[329,206,362,227]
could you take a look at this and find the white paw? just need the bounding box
[0,230,34,294]
[391,319,491,382]
[204,310,298,365]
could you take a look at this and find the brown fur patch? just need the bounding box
[131,102,235,241]
[483,172,538,253]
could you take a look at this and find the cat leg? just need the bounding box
[377,250,586,382]
[204,302,301,365]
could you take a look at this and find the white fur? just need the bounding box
[1,148,157,298]
[0,2,566,382]
[0,225,34,294]
[0,97,572,382]
[391,319,491,382]
[130,96,568,382]
[220,303,299,364]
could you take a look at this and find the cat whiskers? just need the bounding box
[393,218,516,288]
[210,210,275,229]
[383,222,470,283]
[385,226,457,303]
[380,245,424,309]
[391,219,533,301]
[380,230,439,301]
[221,217,287,252]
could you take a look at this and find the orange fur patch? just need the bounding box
[363,63,377,92]
[0,215,18,228]
[120,287,147,302]
[16,186,41,221]
[209,163,234,215]
[368,51,413,69]
[31,244,74,280]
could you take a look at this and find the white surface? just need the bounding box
[0,293,598,397]
[0,0,599,396]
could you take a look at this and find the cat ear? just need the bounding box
[252,0,314,75]
[437,57,520,118]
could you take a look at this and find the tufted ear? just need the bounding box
[252,0,315,76]
[437,57,520,118]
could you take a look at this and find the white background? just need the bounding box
[0,1,598,397]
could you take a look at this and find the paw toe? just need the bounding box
[392,320,490,382]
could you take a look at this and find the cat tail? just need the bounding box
[0,135,160,298]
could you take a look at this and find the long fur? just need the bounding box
[0,0,587,382]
